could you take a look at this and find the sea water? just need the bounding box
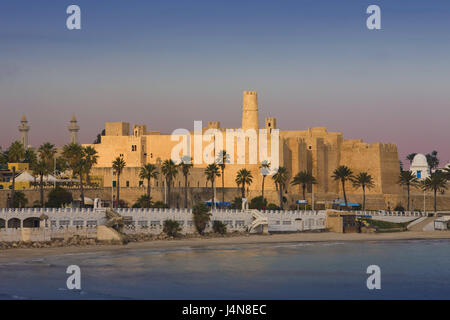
[0,240,449,299]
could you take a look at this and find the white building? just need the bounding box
[410,153,430,180]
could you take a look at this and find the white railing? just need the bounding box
[353,210,427,217]
[0,208,327,233]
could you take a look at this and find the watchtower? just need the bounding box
[242,91,259,131]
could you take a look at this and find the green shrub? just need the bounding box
[133,195,152,208]
[13,191,28,208]
[266,203,280,210]
[151,201,168,208]
[394,204,405,212]
[231,197,242,209]
[192,203,211,235]
[163,219,182,237]
[46,187,72,208]
[212,221,227,235]
[249,196,267,210]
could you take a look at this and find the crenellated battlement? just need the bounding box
[207,121,221,129]
[379,143,398,153]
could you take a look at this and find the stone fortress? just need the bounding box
[83,91,402,206]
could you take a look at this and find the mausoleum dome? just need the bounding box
[410,153,430,180]
[411,153,428,167]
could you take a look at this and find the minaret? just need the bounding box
[242,91,259,131]
[68,114,80,144]
[18,115,30,149]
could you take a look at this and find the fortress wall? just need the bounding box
[379,143,402,194]
[105,122,129,136]
[311,138,327,194]
[286,138,308,178]
[84,135,145,167]
[88,128,399,198]
[146,134,179,165]
[325,141,341,194]
[339,141,383,194]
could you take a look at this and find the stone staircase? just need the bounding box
[247,209,269,234]
[408,216,438,232]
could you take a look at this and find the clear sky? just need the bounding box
[1,0,449,167]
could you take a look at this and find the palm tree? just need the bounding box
[112,156,126,208]
[205,163,220,208]
[84,146,98,185]
[426,150,439,171]
[24,148,37,167]
[235,168,253,199]
[139,163,159,208]
[259,160,271,203]
[73,156,88,208]
[62,143,83,176]
[161,159,178,207]
[7,141,25,163]
[39,141,57,163]
[7,141,26,207]
[32,160,50,207]
[331,165,354,208]
[216,150,229,204]
[38,142,57,166]
[179,156,193,208]
[352,172,375,211]
[398,170,419,211]
[63,143,87,206]
[24,148,38,189]
[34,143,56,207]
[54,155,66,174]
[421,172,448,213]
[406,153,417,165]
[6,141,25,204]
[291,171,317,201]
[272,166,288,209]
[0,148,6,165]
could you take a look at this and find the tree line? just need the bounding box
[1,141,98,208]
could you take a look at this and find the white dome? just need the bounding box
[411,153,428,167]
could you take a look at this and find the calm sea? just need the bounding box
[0,240,449,299]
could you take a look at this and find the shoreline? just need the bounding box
[1,231,450,260]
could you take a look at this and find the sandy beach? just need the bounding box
[1,231,450,261]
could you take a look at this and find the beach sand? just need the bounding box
[1,231,450,260]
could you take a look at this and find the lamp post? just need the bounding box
[423,190,426,214]
[164,179,167,205]
[111,169,114,208]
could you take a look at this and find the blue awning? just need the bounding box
[338,202,360,207]
[205,201,232,207]
[296,200,308,204]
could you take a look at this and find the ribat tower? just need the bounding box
[242,91,259,130]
